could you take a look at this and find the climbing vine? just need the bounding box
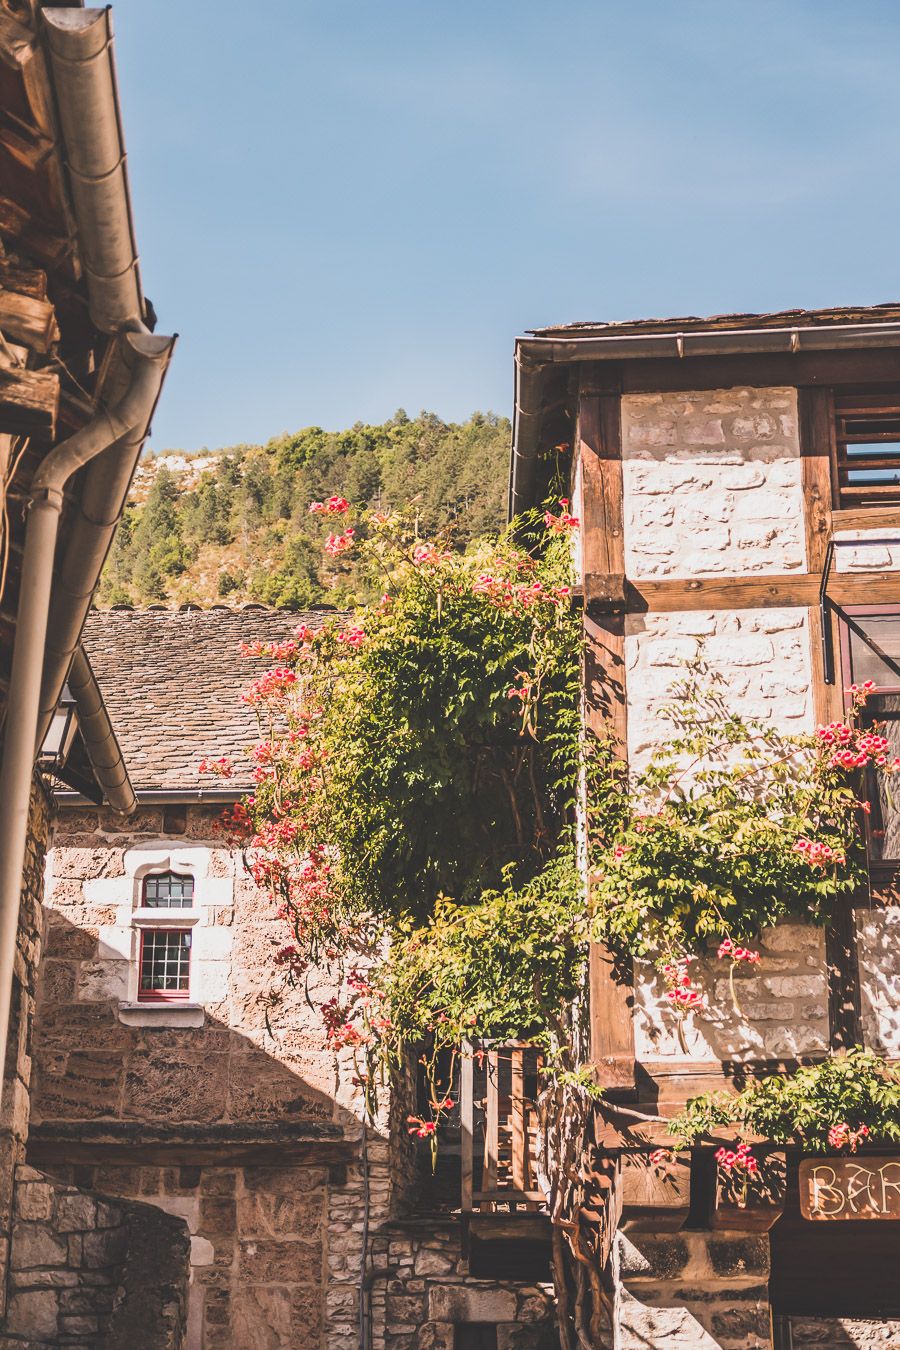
[203,496,593,1140]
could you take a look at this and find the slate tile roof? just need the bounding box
[82,606,336,791]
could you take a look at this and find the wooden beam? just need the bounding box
[0,362,57,437]
[579,387,636,1092]
[621,349,900,396]
[586,569,900,615]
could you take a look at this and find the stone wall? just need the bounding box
[614,1230,771,1350]
[632,922,829,1063]
[624,607,814,770]
[621,386,804,579]
[2,1162,189,1349]
[368,1217,556,1350]
[782,1319,900,1347]
[0,779,51,1322]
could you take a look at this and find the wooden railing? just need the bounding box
[459,1042,545,1212]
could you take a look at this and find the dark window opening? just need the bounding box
[142,872,194,908]
[138,928,191,1001]
[454,1328,498,1350]
[835,395,900,507]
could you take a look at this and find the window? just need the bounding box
[841,608,900,878]
[835,395,900,507]
[138,928,191,1001]
[142,871,194,908]
[133,868,198,1006]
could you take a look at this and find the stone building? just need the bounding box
[510,305,900,1348]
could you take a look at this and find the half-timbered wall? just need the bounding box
[611,388,838,1066]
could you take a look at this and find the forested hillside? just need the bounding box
[98,410,510,608]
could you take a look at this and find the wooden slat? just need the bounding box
[483,1049,499,1208]
[460,1047,474,1212]
[579,385,636,1093]
[510,1047,525,1193]
[0,12,36,69]
[832,505,900,532]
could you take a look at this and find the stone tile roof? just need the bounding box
[531,302,900,338]
[82,606,336,792]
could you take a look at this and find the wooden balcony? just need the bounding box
[459,1042,545,1214]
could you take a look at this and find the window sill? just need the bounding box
[117,1001,205,1028]
[132,909,201,927]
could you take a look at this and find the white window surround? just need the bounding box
[101,842,234,1028]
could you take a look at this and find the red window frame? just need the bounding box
[137,927,191,1002]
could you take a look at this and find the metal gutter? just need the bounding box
[55,787,246,808]
[43,6,144,333]
[67,644,135,815]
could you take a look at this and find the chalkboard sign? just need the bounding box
[800,1157,900,1220]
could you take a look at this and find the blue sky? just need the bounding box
[112,0,900,452]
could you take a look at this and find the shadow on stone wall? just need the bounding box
[26,908,368,1350]
[4,1162,189,1349]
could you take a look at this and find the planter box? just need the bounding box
[621,1151,691,1232]
[711,1150,786,1231]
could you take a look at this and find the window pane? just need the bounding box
[139,929,190,998]
[143,872,194,908]
[848,616,900,687]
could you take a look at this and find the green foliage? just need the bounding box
[99,411,510,606]
[218,501,589,1136]
[591,672,866,974]
[375,851,586,1055]
[670,1050,900,1152]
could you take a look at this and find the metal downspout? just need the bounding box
[0,331,171,1103]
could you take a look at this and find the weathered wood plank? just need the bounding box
[0,287,57,352]
[833,505,900,532]
[620,1151,691,1230]
[0,258,47,300]
[0,361,57,437]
